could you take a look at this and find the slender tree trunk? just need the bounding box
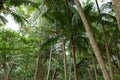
[61,38,68,80]
[52,68,56,80]
[65,0,71,17]
[112,0,120,31]
[34,25,43,80]
[95,0,114,80]
[46,46,53,80]
[64,1,73,79]
[70,36,78,80]
[6,62,14,80]
[69,57,72,80]
[73,0,110,80]
[34,55,41,80]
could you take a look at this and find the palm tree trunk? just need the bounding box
[69,57,72,80]
[95,0,114,80]
[46,46,53,80]
[73,0,110,80]
[65,0,71,16]
[70,36,78,80]
[52,68,56,80]
[34,55,41,80]
[34,25,43,80]
[112,0,120,31]
[61,38,68,80]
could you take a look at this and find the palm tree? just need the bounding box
[73,0,110,80]
[95,0,114,80]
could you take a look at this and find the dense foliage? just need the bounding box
[0,0,120,80]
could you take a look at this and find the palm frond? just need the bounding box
[100,13,117,22]
[6,8,29,24]
[72,13,80,27]
[42,12,54,23]
[40,36,59,51]
[41,0,64,9]
[69,3,78,13]
[42,7,71,36]
[83,2,96,17]
[100,2,113,12]
[102,20,118,27]
[0,15,8,24]
[6,0,39,10]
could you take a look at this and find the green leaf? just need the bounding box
[72,13,80,27]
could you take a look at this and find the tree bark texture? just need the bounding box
[73,0,110,80]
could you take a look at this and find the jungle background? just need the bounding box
[0,0,120,80]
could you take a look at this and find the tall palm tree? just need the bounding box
[95,0,114,80]
[73,0,110,80]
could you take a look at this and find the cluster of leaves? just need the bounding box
[0,29,40,79]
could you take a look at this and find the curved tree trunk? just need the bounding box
[112,0,120,31]
[73,0,110,80]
